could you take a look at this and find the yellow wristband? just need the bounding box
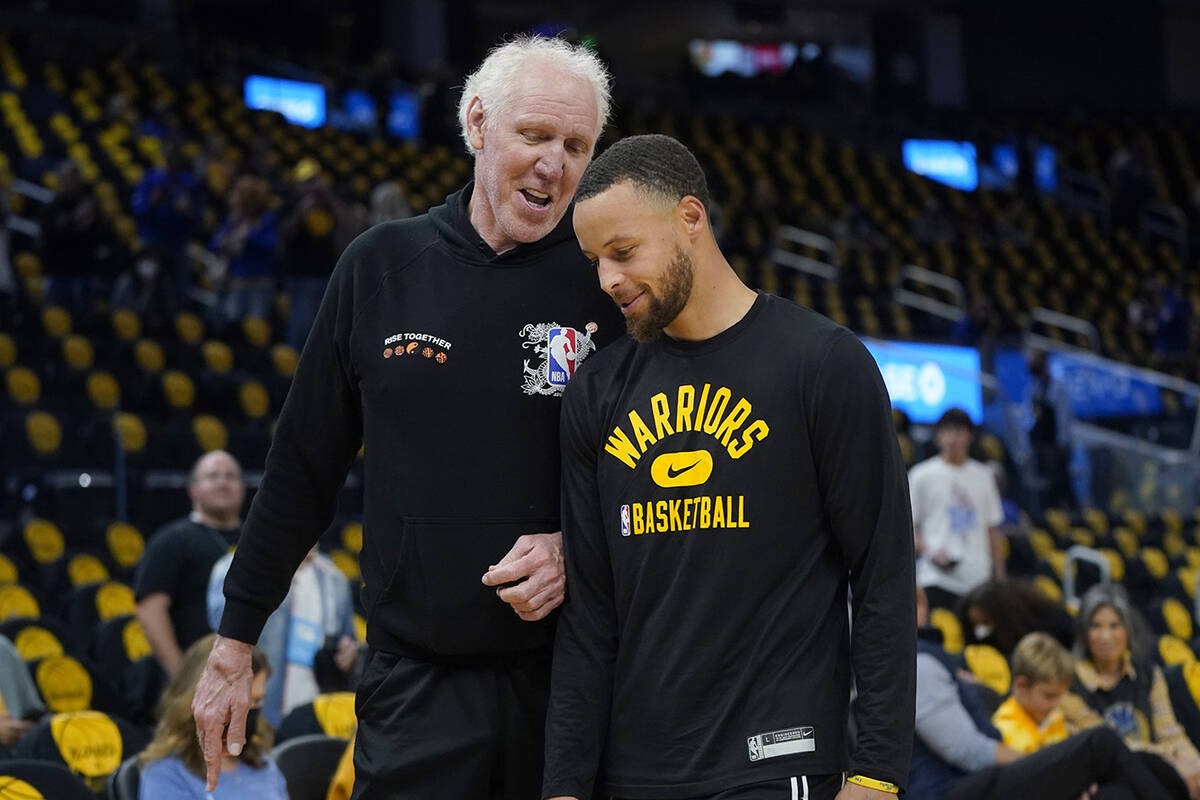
[847,775,899,793]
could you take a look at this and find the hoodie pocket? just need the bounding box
[376,516,560,656]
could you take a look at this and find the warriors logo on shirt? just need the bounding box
[519,321,597,396]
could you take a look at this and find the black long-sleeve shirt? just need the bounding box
[218,183,620,660]
[544,292,916,798]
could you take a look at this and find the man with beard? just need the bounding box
[193,36,620,799]
[543,135,915,800]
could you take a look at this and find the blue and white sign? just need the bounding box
[902,139,978,191]
[862,339,983,423]
[244,75,326,129]
[387,90,420,140]
[1049,352,1161,419]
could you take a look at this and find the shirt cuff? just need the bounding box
[217,596,271,645]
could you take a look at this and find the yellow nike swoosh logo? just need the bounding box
[650,450,714,488]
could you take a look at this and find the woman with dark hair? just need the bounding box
[1060,584,1200,799]
[960,578,1075,657]
[138,634,287,799]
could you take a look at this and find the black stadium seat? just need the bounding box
[0,759,97,800]
[271,734,349,800]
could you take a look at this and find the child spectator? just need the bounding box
[992,632,1073,753]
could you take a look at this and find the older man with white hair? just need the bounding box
[192,36,618,799]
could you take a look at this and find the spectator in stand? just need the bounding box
[1060,584,1200,799]
[953,295,1003,367]
[911,408,1006,611]
[211,175,277,325]
[1153,277,1193,361]
[960,579,1075,657]
[368,180,412,227]
[207,546,359,727]
[911,586,1174,800]
[1027,350,1075,512]
[0,633,44,755]
[278,160,349,351]
[139,634,287,800]
[132,141,204,311]
[112,247,173,329]
[135,451,244,678]
[40,160,114,317]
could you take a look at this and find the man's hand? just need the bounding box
[192,635,255,791]
[0,711,33,746]
[481,531,565,621]
[1182,765,1200,800]
[834,783,897,800]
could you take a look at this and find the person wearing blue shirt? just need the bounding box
[207,547,358,727]
[210,174,279,325]
[131,142,204,311]
[139,634,287,800]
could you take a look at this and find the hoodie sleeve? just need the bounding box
[218,232,368,644]
[806,329,917,790]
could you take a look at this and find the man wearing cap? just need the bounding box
[279,158,355,352]
[910,408,1005,611]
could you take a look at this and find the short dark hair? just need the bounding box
[934,408,974,434]
[576,133,710,210]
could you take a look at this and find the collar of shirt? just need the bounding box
[1076,653,1136,691]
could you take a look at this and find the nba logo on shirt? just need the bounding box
[546,327,578,387]
[620,505,631,536]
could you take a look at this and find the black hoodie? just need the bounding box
[219,183,622,660]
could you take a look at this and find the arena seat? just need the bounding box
[271,733,351,800]
[276,692,358,744]
[0,759,97,800]
[13,710,149,794]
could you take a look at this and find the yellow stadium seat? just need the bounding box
[105,522,144,570]
[201,340,234,373]
[6,365,41,405]
[192,414,228,452]
[162,370,195,409]
[271,343,298,378]
[14,625,64,661]
[41,305,71,338]
[134,338,165,373]
[929,607,964,654]
[23,519,64,565]
[85,371,120,410]
[111,309,141,342]
[0,331,15,367]
[964,643,1011,695]
[341,522,363,555]
[175,311,204,345]
[112,413,148,454]
[242,316,271,348]
[0,584,40,621]
[25,411,62,456]
[1159,635,1195,667]
[67,554,109,588]
[238,380,270,420]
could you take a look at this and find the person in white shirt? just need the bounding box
[910,408,1005,610]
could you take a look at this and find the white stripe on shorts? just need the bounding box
[790,776,798,800]
[789,775,809,800]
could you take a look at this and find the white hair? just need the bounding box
[458,35,612,156]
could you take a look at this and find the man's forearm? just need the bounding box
[990,528,1006,577]
[137,597,183,676]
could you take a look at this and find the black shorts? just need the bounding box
[612,773,844,800]
[350,648,550,800]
